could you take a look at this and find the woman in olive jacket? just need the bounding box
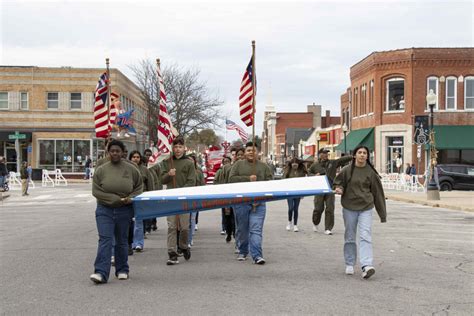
[333,145,386,279]
[283,158,307,232]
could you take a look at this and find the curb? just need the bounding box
[386,194,474,213]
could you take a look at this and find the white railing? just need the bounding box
[8,172,22,190]
[42,170,55,187]
[54,169,68,186]
[381,173,425,193]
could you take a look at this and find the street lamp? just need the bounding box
[342,123,348,154]
[291,145,295,158]
[426,89,440,201]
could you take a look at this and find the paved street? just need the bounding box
[1,184,473,315]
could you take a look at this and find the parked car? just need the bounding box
[437,164,474,191]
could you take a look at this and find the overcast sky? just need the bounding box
[1,0,472,138]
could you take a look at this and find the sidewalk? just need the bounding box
[385,190,474,212]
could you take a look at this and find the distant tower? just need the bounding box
[263,83,277,159]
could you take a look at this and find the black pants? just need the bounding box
[223,207,235,240]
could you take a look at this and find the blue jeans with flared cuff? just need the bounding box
[93,203,133,281]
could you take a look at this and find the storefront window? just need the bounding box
[386,78,405,111]
[55,140,73,173]
[94,139,106,162]
[38,139,92,173]
[38,140,55,170]
[73,140,90,172]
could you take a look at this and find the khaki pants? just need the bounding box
[167,214,190,254]
[312,193,335,230]
[21,179,28,196]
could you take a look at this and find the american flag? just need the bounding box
[226,119,248,143]
[149,63,178,164]
[109,92,119,125]
[239,58,255,127]
[94,72,110,138]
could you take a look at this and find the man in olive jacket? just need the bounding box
[229,142,273,265]
[309,149,352,235]
[160,136,196,265]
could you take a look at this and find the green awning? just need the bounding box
[336,127,374,152]
[434,125,474,150]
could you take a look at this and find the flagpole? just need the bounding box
[251,40,257,175]
[106,58,112,140]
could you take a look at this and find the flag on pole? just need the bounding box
[239,58,255,127]
[94,72,110,138]
[149,63,178,164]
[226,119,249,143]
[109,92,119,125]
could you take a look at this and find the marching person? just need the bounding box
[160,136,196,265]
[309,148,352,235]
[229,142,273,264]
[129,150,154,252]
[20,161,29,196]
[333,145,387,279]
[214,156,234,242]
[188,154,205,247]
[283,158,307,232]
[90,139,143,284]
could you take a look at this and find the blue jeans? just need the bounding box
[93,203,133,282]
[0,176,4,188]
[132,219,144,249]
[342,208,373,268]
[188,211,197,245]
[234,203,266,260]
[287,198,301,224]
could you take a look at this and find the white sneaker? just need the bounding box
[293,225,299,232]
[362,266,375,279]
[324,230,333,235]
[90,273,105,284]
[117,273,129,280]
[286,222,292,231]
[220,230,225,235]
[313,225,319,232]
[194,225,198,231]
[345,266,354,275]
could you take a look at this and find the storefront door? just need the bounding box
[6,146,17,172]
[386,136,404,173]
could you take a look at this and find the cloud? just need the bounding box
[1,0,472,138]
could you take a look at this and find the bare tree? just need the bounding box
[129,59,224,142]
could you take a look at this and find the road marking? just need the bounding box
[32,195,53,200]
[383,236,474,243]
[74,194,92,198]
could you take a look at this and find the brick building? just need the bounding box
[0,66,148,174]
[338,48,474,173]
[262,102,340,163]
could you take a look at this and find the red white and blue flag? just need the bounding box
[239,59,255,127]
[226,119,248,143]
[94,72,110,138]
[149,63,178,164]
